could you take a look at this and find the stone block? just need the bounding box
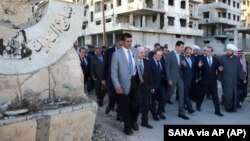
[0,120,37,141]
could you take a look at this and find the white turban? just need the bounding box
[226,44,238,51]
[193,45,200,50]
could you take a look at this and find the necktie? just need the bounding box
[139,60,144,75]
[187,57,192,68]
[157,61,161,71]
[99,56,103,62]
[82,57,86,65]
[208,57,212,67]
[127,50,134,74]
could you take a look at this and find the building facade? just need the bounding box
[196,0,242,53]
[242,0,250,27]
[78,0,203,50]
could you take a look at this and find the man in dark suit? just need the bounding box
[180,46,195,114]
[165,41,189,120]
[136,47,153,129]
[79,48,91,93]
[190,45,202,101]
[149,49,167,121]
[148,43,161,59]
[103,37,123,115]
[90,47,106,107]
[111,33,143,135]
[196,46,223,117]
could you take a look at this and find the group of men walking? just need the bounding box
[78,33,248,136]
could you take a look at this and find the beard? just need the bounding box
[226,52,233,57]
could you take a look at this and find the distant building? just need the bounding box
[196,0,242,53]
[78,0,203,50]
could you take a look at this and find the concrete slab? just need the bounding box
[0,120,37,141]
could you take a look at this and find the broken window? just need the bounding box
[168,17,174,26]
[176,35,181,38]
[189,21,193,28]
[203,12,209,18]
[180,19,186,27]
[91,12,93,22]
[228,13,231,19]
[117,0,121,6]
[95,2,101,13]
[180,1,186,9]
[168,0,174,6]
[96,20,101,25]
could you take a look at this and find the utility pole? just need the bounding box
[101,0,107,46]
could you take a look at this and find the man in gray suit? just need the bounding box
[165,41,189,120]
[111,33,143,135]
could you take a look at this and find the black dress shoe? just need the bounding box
[153,115,160,121]
[167,100,173,104]
[196,106,201,111]
[188,109,195,114]
[116,115,123,122]
[131,122,139,131]
[141,123,153,129]
[215,112,223,117]
[158,113,166,120]
[123,128,133,135]
[105,106,111,115]
[97,100,103,107]
[178,114,189,120]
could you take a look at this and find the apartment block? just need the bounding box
[78,0,203,50]
[196,0,242,53]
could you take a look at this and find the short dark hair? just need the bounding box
[184,46,192,52]
[175,41,184,47]
[154,49,162,55]
[154,43,160,47]
[207,46,213,52]
[121,33,132,41]
[79,47,87,52]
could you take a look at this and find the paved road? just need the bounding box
[92,92,250,141]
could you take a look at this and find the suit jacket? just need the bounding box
[90,55,105,81]
[103,47,116,81]
[165,50,183,84]
[111,47,141,94]
[199,56,220,86]
[137,59,153,88]
[80,56,90,80]
[181,56,195,85]
[149,58,165,89]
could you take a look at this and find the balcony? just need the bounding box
[115,1,165,15]
[190,12,202,20]
[241,16,246,21]
[166,26,203,36]
[213,2,230,10]
[199,17,240,26]
[242,5,247,11]
[189,0,203,4]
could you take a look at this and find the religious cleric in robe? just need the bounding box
[218,44,247,112]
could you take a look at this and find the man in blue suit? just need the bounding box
[149,49,167,121]
[196,46,223,117]
[180,46,195,114]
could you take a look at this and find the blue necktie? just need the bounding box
[127,50,133,74]
[157,61,161,71]
[99,56,103,62]
[187,57,192,68]
[208,57,212,67]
